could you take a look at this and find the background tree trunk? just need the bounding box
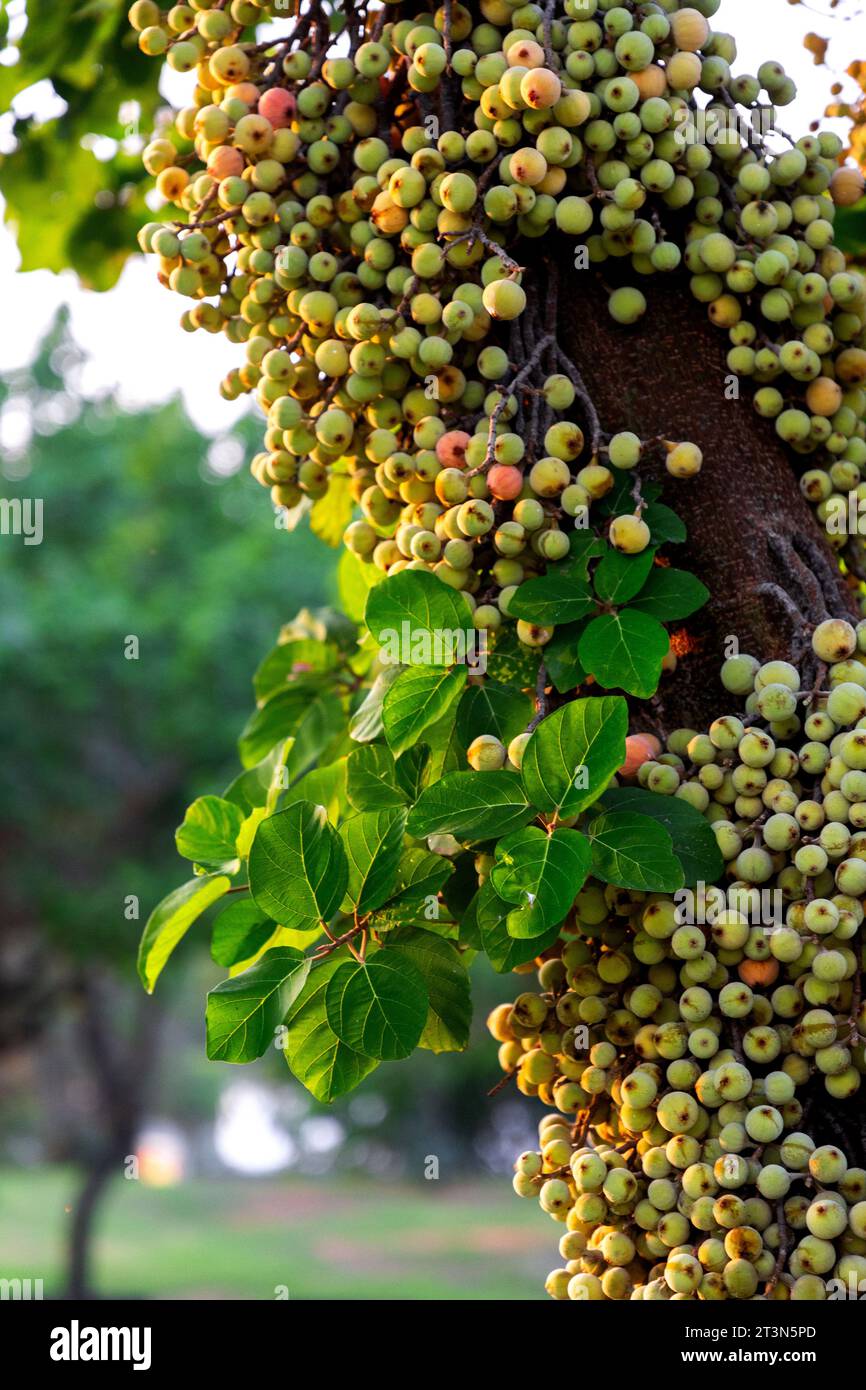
[65,976,160,1300]
[555,266,859,731]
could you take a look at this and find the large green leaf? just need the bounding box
[346,744,405,810]
[388,928,471,1054]
[340,808,407,914]
[491,826,592,937]
[325,950,429,1060]
[382,663,466,756]
[521,696,628,817]
[370,848,455,927]
[175,795,245,868]
[593,548,656,605]
[471,880,560,973]
[210,900,277,969]
[283,955,378,1102]
[455,681,533,749]
[588,811,684,892]
[597,787,723,888]
[253,639,338,704]
[642,502,687,544]
[248,801,348,928]
[206,947,311,1064]
[339,547,385,623]
[407,771,535,840]
[544,621,590,695]
[349,667,402,743]
[238,682,328,768]
[223,739,294,815]
[365,569,473,665]
[484,626,542,687]
[508,570,596,626]
[310,475,353,547]
[395,744,430,802]
[629,567,710,621]
[282,759,347,823]
[138,875,231,994]
[578,611,670,698]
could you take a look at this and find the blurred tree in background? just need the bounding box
[0,315,524,1295]
[0,310,336,1291]
[0,0,163,287]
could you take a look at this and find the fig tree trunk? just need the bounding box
[556,264,859,731]
[555,260,865,1164]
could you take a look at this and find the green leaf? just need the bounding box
[346,744,404,810]
[211,900,276,968]
[484,626,542,687]
[456,681,533,749]
[340,808,407,913]
[597,787,723,888]
[345,743,429,812]
[283,955,378,1102]
[508,570,595,626]
[282,759,347,823]
[491,827,592,937]
[138,875,231,994]
[593,547,656,605]
[365,569,473,665]
[472,880,560,973]
[248,801,348,929]
[175,795,245,868]
[544,622,590,695]
[206,947,311,1064]
[424,708,464,780]
[642,502,687,545]
[238,682,341,770]
[388,848,453,907]
[281,689,347,784]
[578,611,670,698]
[349,667,401,743]
[395,744,430,802]
[588,811,684,892]
[568,532,608,575]
[223,739,294,815]
[310,474,353,547]
[629,567,710,621]
[521,696,628,817]
[325,950,429,1060]
[388,928,471,1054]
[407,771,535,840]
[253,639,338,704]
[443,852,483,925]
[338,547,385,624]
[382,664,467,756]
[834,197,866,259]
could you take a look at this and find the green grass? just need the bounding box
[0,1168,550,1300]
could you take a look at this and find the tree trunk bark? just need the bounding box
[66,1156,117,1302]
[64,976,160,1300]
[555,266,859,731]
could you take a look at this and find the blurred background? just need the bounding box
[0,0,863,1300]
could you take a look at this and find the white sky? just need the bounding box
[0,0,861,437]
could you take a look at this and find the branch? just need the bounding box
[467,334,555,476]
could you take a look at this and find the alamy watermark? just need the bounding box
[378,622,488,674]
[675,883,784,929]
[0,1276,43,1300]
[826,493,866,537]
[0,497,43,545]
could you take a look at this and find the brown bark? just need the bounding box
[555,266,859,731]
[65,975,160,1300]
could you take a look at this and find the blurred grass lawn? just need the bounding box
[1,1169,550,1300]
